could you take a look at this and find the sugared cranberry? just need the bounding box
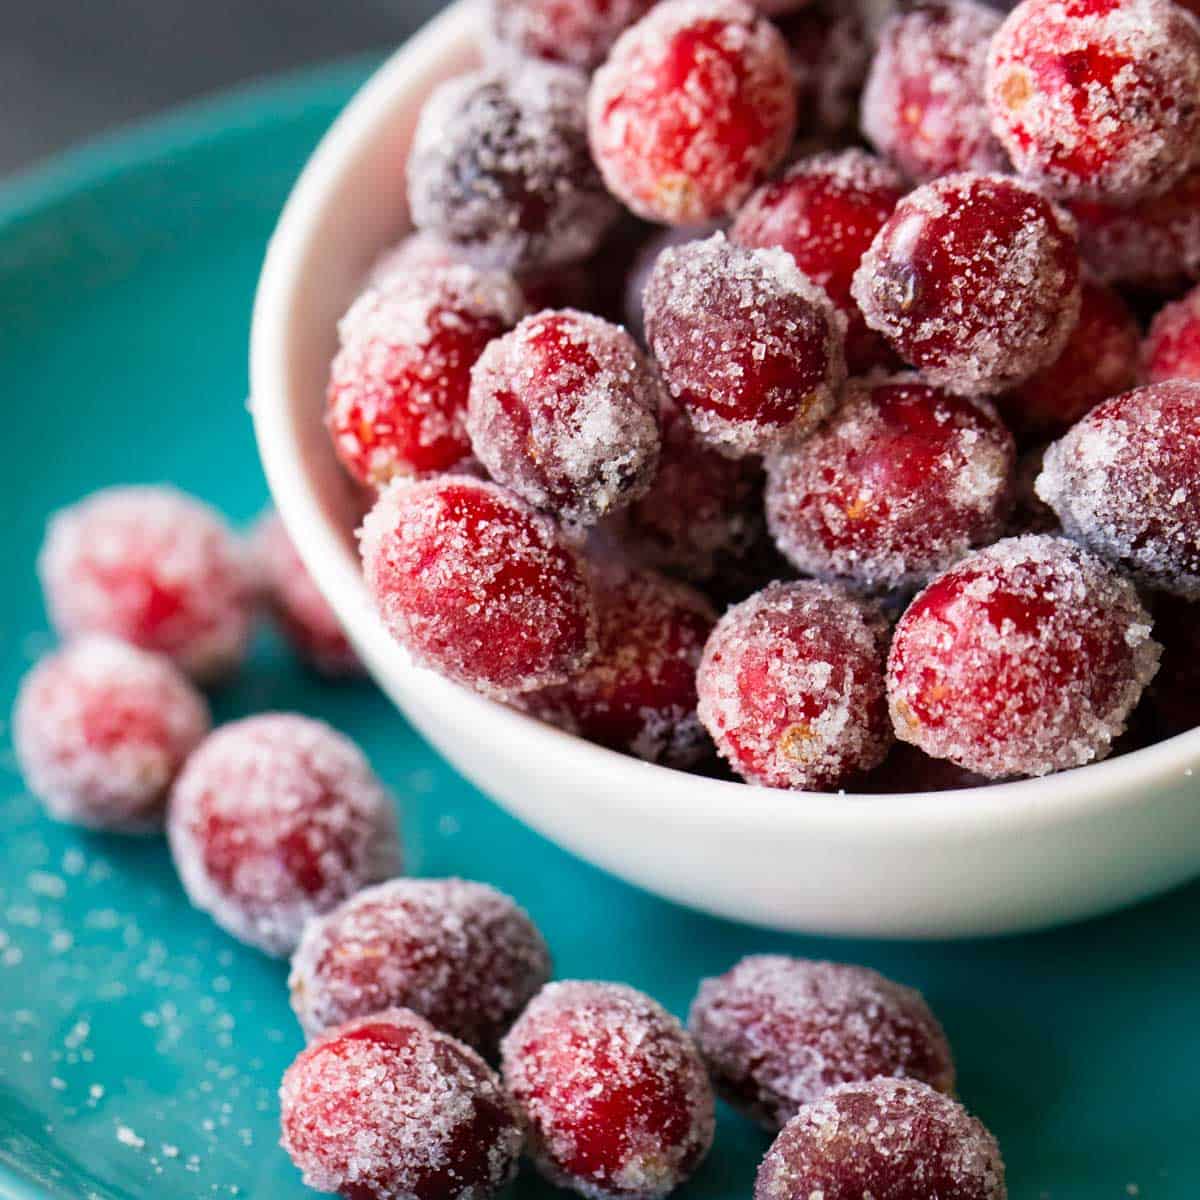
[167,714,400,955]
[467,309,662,525]
[588,0,796,224]
[697,581,892,790]
[1143,285,1200,383]
[986,0,1200,203]
[862,1,1006,183]
[732,150,905,373]
[888,535,1160,778]
[755,1078,1006,1200]
[1036,381,1200,597]
[852,173,1081,395]
[409,61,618,272]
[1144,591,1200,736]
[501,981,715,1200]
[765,378,1014,593]
[645,232,845,456]
[360,476,596,697]
[13,636,210,834]
[489,0,657,70]
[623,223,725,344]
[689,956,955,1133]
[289,877,550,1053]
[280,1008,524,1200]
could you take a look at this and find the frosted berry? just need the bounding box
[888,535,1160,778]
[755,1078,1006,1200]
[13,636,210,834]
[588,0,797,224]
[689,956,955,1133]
[986,0,1200,203]
[359,476,596,697]
[289,877,550,1053]
[645,232,846,456]
[489,0,657,70]
[1143,286,1200,384]
[697,581,892,790]
[167,714,400,956]
[501,981,715,1200]
[280,1008,523,1200]
[852,172,1081,394]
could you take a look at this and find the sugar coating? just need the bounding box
[1143,285,1200,385]
[688,956,955,1133]
[754,1077,1006,1200]
[852,172,1081,395]
[359,475,597,698]
[167,713,401,956]
[280,1008,524,1200]
[37,485,254,682]
[467,309,663,527]
[697,580,892,791]
[13,636,210,834]
[408,60,617,272]
[501,981,715,1200]
[862,0,1007,183]
[779,0,871,143]
[645,232,846,457]
[588,0,797,225]
[765,377,1015,593]
[986,0,1200,203]
[1036,381,1200,597]
[888,535,1160,778]
[368,231,462,290]
[488,0,657,70]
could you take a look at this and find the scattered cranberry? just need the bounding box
[888,536,1160,778]
[489,0,657,70]
[852,172,1081,395]
[697,581,892,790]
[645,232,845,457]
[501,981,715,1199]
[360,476,596,697]
[280,1008,524,1200]
[754,1078,1006,1200]
[732,149,905,373]
[167,713,400,956]
[1143,285,1200,384]
[1144,591,1200,736]
[765,379,1014,593]
[13,636,210,834]
[588,0,796,224]
[289,877,551,1053]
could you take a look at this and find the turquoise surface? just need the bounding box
[0,60,1197,1200]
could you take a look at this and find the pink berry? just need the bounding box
[501,981,715,1200]
[852,172,1081,394]
[697,581,892,790]
[167,714,400,956]
[765,378,1014,593]
[37,486,253,682]
[645,232,846,456]
[289,877,550,1053]
[755,1078,1006,1200]
[13,636,210,834]
[1036,381,1200,597]
[732,149,905,374]
[467,309,662,525]
[689,956,955,1133]
[359,476,597,697]
[986,0,1200,203]
[1143,285,1200,383]
[888,535,1160,778]
[280,1008,523,1200]
[489,0,657,70]
[369,231,463,283]
[588,0,797,224]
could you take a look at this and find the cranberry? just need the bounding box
[623,222,726,344]
[489,0,657,70]
[1143,285,1200,383]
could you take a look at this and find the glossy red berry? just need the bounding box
[1143,285,1200,384]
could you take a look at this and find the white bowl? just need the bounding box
[250,0,1200,939]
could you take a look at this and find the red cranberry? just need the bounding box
[489,0,657,70]
[1144,591,1200,736]
[697,581,892,790]
[754,1078,1006,1200]
[852,172,1081,394]
[13,636,210,834]
[689,956,955,1132]
[501,981,715,1200]
[167,714,400,956]
[765,378,1014,593]
[888,535,1160,778]
[1143,285,1200,383]
[280,1008,524,1200]
[588,0,796,224]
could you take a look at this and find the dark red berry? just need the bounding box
[1143,285,1200,384]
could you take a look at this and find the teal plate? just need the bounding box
[1,60,1198,1200]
